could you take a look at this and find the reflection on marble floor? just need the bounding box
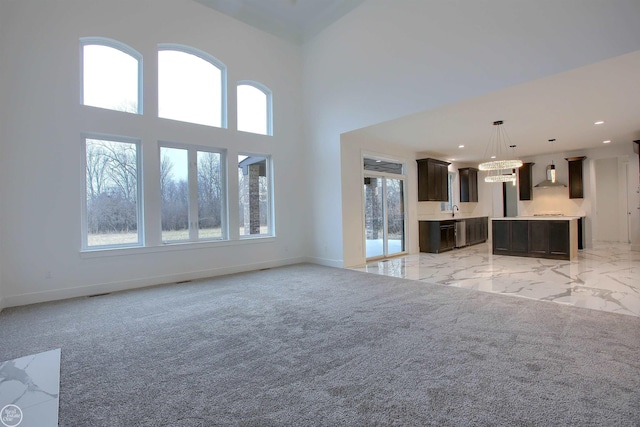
[352,242,640,317]
[0,349,60,427]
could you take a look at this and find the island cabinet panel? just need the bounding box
[417,158,450,202]
[528,221,549,255]
[510,221,529,254]
[549,221,570,256]
[492,221,510,253]
[492,219,578,260]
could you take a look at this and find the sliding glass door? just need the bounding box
[363,158,406,259]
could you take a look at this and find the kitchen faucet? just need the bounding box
[452,205,459,218]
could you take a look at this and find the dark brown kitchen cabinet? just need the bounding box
[439,221,456,252]
[419,220,454,253]
[565,156,586,199]
[492,220,510,254]
[492,220,529,255]
[465,217,488,245]
[417,158,450,201]
[510,221,529,253]
[518,162,534,201]
[548,221,570,256]
[459,167,478,202]
[493,219,575,260]
[528,220,549,255]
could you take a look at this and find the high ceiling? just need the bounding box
[198,0,640,163]
[350,49,640,164]
[194,0,364,43]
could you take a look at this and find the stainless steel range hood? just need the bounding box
[534,163,566,188]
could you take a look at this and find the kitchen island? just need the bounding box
[492,216,581,260]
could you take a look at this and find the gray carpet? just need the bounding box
[1,263,639,426]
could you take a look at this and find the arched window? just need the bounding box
[81,37,142,114]
[158,44,227,128]
[237,81,272,136]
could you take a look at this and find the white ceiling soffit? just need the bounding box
[349,50,640,164]
[193,0,365,43]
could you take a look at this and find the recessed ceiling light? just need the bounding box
[490,155,496,159]
[603,140,611,144]
[448,158,456,161]
[458,145,464,148]
[594,121,605,125]
[375,160,381,162]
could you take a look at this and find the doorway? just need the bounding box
[502,178,518,217]
[363,158,406,259]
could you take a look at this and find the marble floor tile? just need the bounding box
[0,349,60,427]
[352,242,640,317]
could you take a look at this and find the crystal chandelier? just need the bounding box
[478,120,522,183]
[484,171,516,183]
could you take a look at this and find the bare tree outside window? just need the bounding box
[85,138,140,247]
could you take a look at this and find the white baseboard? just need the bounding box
[306,256,344,269]
[2,256,309,309]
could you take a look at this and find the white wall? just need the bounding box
[303,0,640,267]
[0,0,307,307]
[0,0,6,311]
[594,158,619,241]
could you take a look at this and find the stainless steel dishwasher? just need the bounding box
[455,220,466,248]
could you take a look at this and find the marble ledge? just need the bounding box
[418,214,489,221]
[492,216,583,221]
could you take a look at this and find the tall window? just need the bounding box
[160,144,226,243]
[81,38,142,114]
[158,45,226,128]
[237,81,272,135]
[83,136,142,248]
[238,154,272,237]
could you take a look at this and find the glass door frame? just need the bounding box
[363,159,408,261]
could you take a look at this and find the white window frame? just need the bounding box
[157,43,228,129]
[238,153,274,238]
[80,37,143,114]
[81,132,144,250]
[237,80,273,136]
[159,141,228,244]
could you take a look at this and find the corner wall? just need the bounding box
[0,0,7,312]
[0,0,307,307]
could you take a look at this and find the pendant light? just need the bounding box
[478,120,523,183]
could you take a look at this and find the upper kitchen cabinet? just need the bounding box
[458,167,478,202]
[417,158,450,201]
[518,162,534,201]
[565,156,586,199]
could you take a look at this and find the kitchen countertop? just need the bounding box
[492,216,582,221]
[419,215,488,221]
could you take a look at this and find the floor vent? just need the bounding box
[87,292,111,298]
